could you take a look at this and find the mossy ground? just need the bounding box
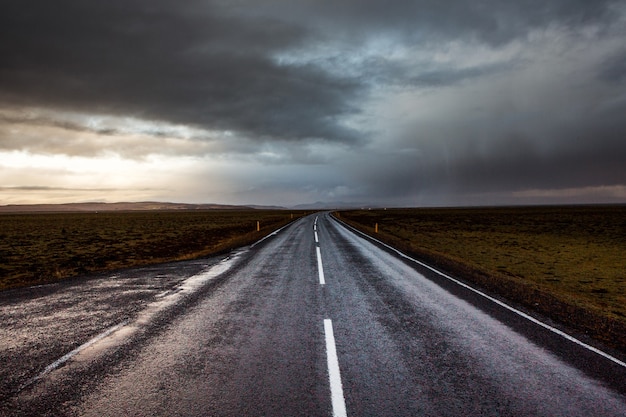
[0,210,302,291]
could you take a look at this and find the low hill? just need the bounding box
[0,202,283,213]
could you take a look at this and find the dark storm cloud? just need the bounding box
[349,103,626,202]
[2,0,626,205]
[258,0,617,44]
[446,134,626,193]
[1,1,617,141]
[0,0,361,143]
[600,49,626,83]
[0,111,117,136]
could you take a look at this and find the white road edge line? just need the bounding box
[324,319,348,417]
[333,216,626,369]
[250,218,300,248]
[317,246,326,285]
[21,321,129,391]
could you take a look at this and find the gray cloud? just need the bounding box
[0,186,120,192]
[408,63,517,87]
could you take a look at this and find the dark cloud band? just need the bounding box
[1,0,625,206]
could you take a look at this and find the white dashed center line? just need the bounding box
[317,247,326,285]
[316,217,346,415]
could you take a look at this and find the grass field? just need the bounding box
[336,206,626,351]
[0,210,301,291]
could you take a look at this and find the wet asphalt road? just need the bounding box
[1,213,625,416]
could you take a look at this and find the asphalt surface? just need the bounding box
[1,213,625,416]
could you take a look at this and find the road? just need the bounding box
[1,213,625,416]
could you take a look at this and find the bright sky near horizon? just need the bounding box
[2,0,626,207]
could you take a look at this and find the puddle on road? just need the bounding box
[131,250,244,327]
[22,249,246,390]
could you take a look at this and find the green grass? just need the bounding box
[0,210,302,291]
[336,206,626,351]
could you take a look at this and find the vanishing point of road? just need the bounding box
[1,213,625,416]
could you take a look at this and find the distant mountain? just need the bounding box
[0,201,280,213]
[244,204,288,210]
[289,201,377,210]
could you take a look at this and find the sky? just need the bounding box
[1,0,626,207]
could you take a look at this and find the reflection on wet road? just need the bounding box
[1,214,625,416]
